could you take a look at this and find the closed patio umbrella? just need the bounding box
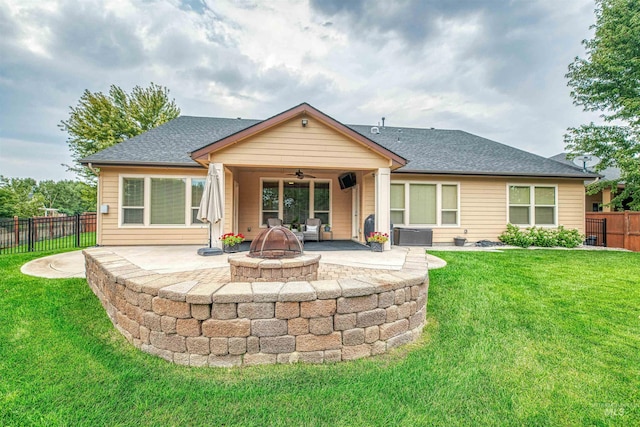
[197,163,224,256]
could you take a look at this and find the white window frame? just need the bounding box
[390,183,406,226]
[507,184,558,227]
[118,174,207,228]
[390,181,460,227]
[259,178,332,228]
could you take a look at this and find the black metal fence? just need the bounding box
[585,217,607,247]
[0,213,97,254]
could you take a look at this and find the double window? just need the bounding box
[121,176,206,226]
[390,182,459,226]
[261,179,331,226]
[508,185,556,226]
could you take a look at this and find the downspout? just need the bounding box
[87,162,99,176]
[87,163,102,246]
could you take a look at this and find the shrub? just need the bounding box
[498,224,584,248]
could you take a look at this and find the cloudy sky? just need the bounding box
[1,0,600,182]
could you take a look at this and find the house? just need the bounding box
[81,103,596,249]
[549,153,627,212]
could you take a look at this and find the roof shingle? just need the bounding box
[81,114,596,178]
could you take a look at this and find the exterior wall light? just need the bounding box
[301,119,308,127]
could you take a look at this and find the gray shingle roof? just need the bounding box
[349,125,596,178]
[81,116,261,167]
[81,114,596,178]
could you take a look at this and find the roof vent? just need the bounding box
[371,126,380,134]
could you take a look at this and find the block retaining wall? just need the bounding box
[83,248,429,367]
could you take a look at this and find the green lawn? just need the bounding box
[1,231,96,254]
[1,249,639,426]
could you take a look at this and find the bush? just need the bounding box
[498,224,584,248]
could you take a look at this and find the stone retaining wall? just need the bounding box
[83,248,429,367]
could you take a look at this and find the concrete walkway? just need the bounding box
[21,245,448,279]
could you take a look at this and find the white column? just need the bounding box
[375,167,391,250]
[212,162,225,249]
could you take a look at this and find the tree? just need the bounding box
[36,180,96,215]
[60,83,180,182]
[0,176,46,218]
[565,0,640,210]
[0,176,97,218]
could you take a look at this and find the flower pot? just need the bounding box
[370,242,384,252]
[224,243,240,253]
[454,237,466,247]
[324,226,331,232]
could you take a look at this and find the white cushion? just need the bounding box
[306,225,318,233]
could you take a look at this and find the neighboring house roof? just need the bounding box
[80,103,596,179]
[549,153,621,182]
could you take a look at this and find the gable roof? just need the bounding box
[81,103,596,179]
[189,103,407,167]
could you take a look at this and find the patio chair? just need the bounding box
[302,218,322,242]
[267,218,283,228]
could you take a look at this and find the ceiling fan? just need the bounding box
[287,169,316,179]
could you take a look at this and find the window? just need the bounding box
[151,178,185,225]
[409,184,436,224]
[390,182,459,227]
[390,184,405,225]
[191,178,205,224]
[284,182,310,224]
[122,178,144,224]
[262,181,280,225]
[314,182,330,225]
[120,176,206,227]
[260,180,331,226]
[441,185,458,225]
[508,185,556,226]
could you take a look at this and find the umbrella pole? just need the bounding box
[209,221,212,248]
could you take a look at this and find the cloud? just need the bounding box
[0,0,600,181]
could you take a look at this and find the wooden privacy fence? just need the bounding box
[0,213,97,254]
[586,212,640,252]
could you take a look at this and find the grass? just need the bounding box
[1,249,639,426]
[1,231,96,254]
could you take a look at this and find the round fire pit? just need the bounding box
[249,226,302,259]
[230,225,320,282]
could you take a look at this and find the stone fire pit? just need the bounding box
[229,225,320,282]
[229,254,321,282]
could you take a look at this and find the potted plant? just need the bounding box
[367,231,389,252]
[220,232,245,253]
[454,236,467,247]
[290,216,300,232]
[324,224,331,232]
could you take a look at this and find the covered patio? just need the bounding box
[189,104,407,250]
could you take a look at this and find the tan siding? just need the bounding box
[332,177,352,240]
[224,169,233,233]
[97,166,209,246]
[363,173,375,219]
[210,117,391,169]
[585,191,602,212]
[390,175,586,244]
[558,180,586,230]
